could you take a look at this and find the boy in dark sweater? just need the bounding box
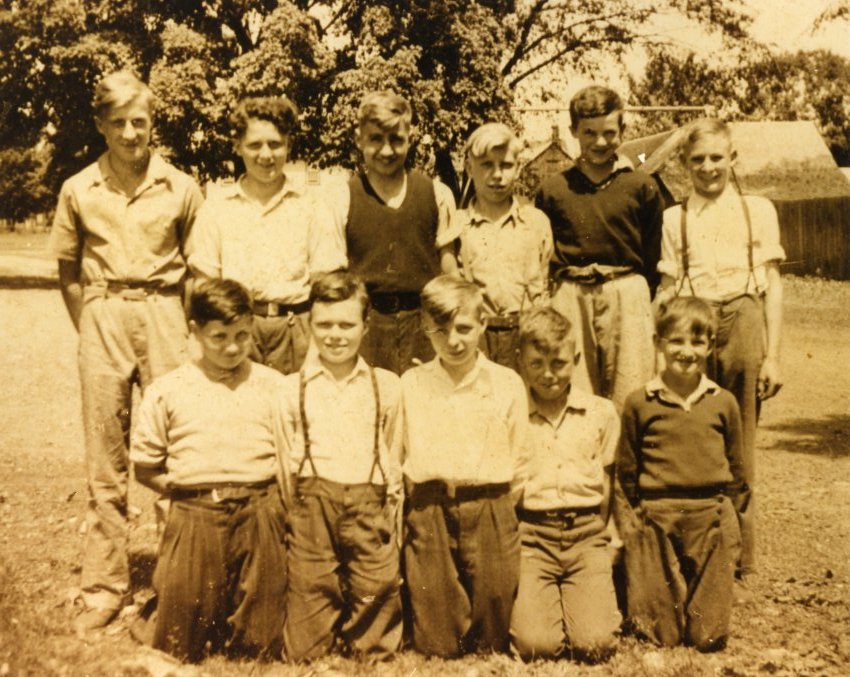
[616,297,744,651]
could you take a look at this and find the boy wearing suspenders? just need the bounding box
[281,271,403,660]
[656,118,785,591]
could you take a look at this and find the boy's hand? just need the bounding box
[758,357,783,400]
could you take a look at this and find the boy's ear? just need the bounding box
[729,148,738,167]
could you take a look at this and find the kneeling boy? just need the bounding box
[616,297,745,650]
[130,279,288,663]
[510,307,621,661]
[397,275,529,657]
[282,271,403,660]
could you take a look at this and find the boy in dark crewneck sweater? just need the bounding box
[616,297,744,651]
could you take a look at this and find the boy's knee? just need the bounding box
[687,625,728,652]
[511,627,564,661]
[568,629,619,663]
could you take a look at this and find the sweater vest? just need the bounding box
[346,170,441,294]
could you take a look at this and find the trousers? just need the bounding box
[359,308,434,375]
[250,311,310,376]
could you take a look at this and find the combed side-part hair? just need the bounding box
[465,122,522,159]
[358,91,412,131]
[421,275,484,325]
[230,96,299,138]
[656,296,717,343]
[569,85,623,128]
[309,270,370,320]
[190,279,253,326]
[519,306,575,354]
[680,117,732,155]
[93,70,154,119]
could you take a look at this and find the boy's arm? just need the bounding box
[507,378,532,504]
[308,175,350,275]
[616,399,641,509]
[134,465,170,494]
[530,211,554,305]
[640,178,665,295]
[57,259,84,331]
[759,261,783,400]
[130,384,172,494]
[177,178,205,262]
[186,202,223,283]
[434,180,460,274]
[724,395,747,499]
[50,184,85,331]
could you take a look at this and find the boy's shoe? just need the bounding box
[72,606,120,636]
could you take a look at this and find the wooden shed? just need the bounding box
[517,125,574,196]
[620,121,850,279]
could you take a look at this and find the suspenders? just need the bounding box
[295,366,387,486]
[676,192,757,298]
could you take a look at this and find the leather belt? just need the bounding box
[252,299,311,317]
[170,479,276,503]
[518,505,599,528]
[369,291,421,314]
[408,479,510,504]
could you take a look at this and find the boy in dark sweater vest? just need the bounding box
[334,91,460,374]
[616,297,744,651]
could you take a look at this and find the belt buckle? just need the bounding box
[211,488,223,503]
[444,481,457,500]
[267,302,279,317]
[121,288,147,301]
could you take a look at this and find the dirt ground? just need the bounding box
[1,272,849,676]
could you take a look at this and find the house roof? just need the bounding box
[626,121,850,202]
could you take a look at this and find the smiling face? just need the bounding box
[683,132,736,200]
[466,145,519,209]
[423,303,485,373]
[518,340,578,403]
[572,111,623,168]
[659,323,712,382]
[310,297,367,370]
[192,316,254,373]
[356,120,410,179]
[95,97,152,167]
[236,118,290,190]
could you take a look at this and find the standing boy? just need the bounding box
[456,123,553,370]
[332,91,460,374]
[510,307,621,662]
[536,85,663,410]
[190,96,346,375]
[48,71,203,632]
[617,297,744,650]
[130,279,289,663]
[281,271,403,661]
[396,275,529,657]
[656,118,785,583]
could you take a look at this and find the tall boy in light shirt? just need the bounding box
[281,271,402,661]
[456,122,553,370]
[510,307,621,662]
[189,96,346,375]
[656,118,785,585]
[397,275,529,657]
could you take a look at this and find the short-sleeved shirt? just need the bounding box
[658,187,786,302]
[396,353,530,487]
[281,352,401,492]
[456,197,553,316]
[48,153,203,286]
[130,361,287,487]
[188,173,347,304]
[535,164,664,287]
[522,387,619,511]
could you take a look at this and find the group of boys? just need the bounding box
[51,70,784,663]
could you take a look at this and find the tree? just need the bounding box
[1,0,753,220]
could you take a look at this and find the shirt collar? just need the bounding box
[94,151,172,191]
[301,350,371,385]
[528,385,590,425]
[424,351,488,390]
[645,373,719,410]
[220,170,306,204]
[466,196,525,229]
[688,184,738,216]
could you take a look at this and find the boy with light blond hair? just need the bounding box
[457,122,553,370]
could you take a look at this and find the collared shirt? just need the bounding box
[658,186,786,302]
[49,153,204,286]
[189,173,347,303]
[457,197,553,316]
[280,353,401,493]
[130,361,287,487]
[396,353,530,487]
[644,373,718,412]
[327,171,461,250]
[522,387,619,511]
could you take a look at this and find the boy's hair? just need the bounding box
[465,122,522,160]
[518,307,575,354]
[656,296,717,343]
[229,96,299,139]
[93,71,154,119]
[358,91,412,131]
[569,85,623,129]
[190,279,253,326]
[680,117,732,155]
[309,270,370,321]
[421,275,485,325]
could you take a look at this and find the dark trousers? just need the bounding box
[151,487,288,663]
[250,311,310,376]
[621,496,740,650]
[284,477,402,661]
[403,482,520,657]
[710,294,763,575]
[359,307,434,375]
[479,325,520,372]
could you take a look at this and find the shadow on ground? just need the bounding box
[762,413,850,458]
[130,550,157,590]
[0,276,57,290]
